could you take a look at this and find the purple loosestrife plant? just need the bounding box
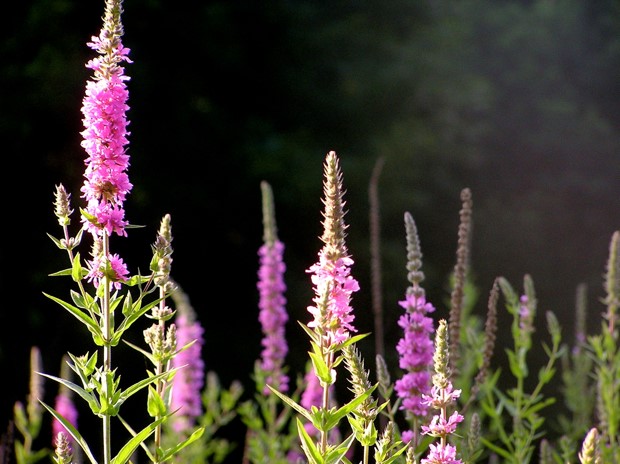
[480,275,563,463]
[394,212,435,447]
[257,181,289,395]
[240,181,295,464]
[40,1,201,463]
[269,151,371,464]
[164,284,241,464]
[588,230,620,462]
[169,298,205,434]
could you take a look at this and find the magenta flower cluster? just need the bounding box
[306,252,360,346]
[420,380,464,463]
[394,293,436,418]
[80,29,132,289]
[170,312,205,433]
[257,239,289,393]
[85,251,129,290]
[80,35,132,238]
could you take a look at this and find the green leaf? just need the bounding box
[325,432,355,464]
[37,372,100,413]
[324,384,376,430]
[267,386,313,422]
[308,343,332,386]
[110,417,165,464]
[70,289,96,312]
[42,293,102,341]
[121,291,133,317]
[110,295,163,345]
[158,426,206,461]
[296,417,323,464]
[379,441,409,464]
[147,385,166,417]
[115,368,179,411]
[298,321,320,345]
[71,252,86,282]
[480,437,513,460]
[39,401,98,464]
[48,268,73,277]
[125,273,153,286]
[332,332,370,351]
[47,232,66,250]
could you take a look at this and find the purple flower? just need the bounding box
[394,293,435,418]
[421,411,464,436]
[257,239,289,393]
[80,32,132,238]
[421,443,462,464]
[79,2,132,290]
[307,253,359,345]
[170,312,205,433]
[86,251,129,290]
[52,393,78,446]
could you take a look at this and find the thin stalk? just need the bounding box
[102,232,112,464]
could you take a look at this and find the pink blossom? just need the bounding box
[170,313,205,433]
[80,32,132,238]
[257,240,289,393]
[422,384,462,410]
[394,293,435,418]
[421,443,462,464]
[306,253,359,345]
[52,393,78,446]
[421,411,464,436]
[86,252,129,290]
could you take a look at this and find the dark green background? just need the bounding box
[3,0,620,458]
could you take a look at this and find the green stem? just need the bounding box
[102,233,112,464]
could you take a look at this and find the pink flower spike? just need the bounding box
[170,311,205,433]
[79,0,132,238]
[306,152,360,347]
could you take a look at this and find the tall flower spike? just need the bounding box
[404,211,425,298]
[257,181,289,393]
[465,278,498,412]
[169,283,205,434]
[27,346,44,430]
[394,212,435,442]
[604,231,620,333]
[448,188,472,377]
[80,0,132,239]
[306,151,360,346]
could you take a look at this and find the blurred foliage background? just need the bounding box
[3,0,620,456]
